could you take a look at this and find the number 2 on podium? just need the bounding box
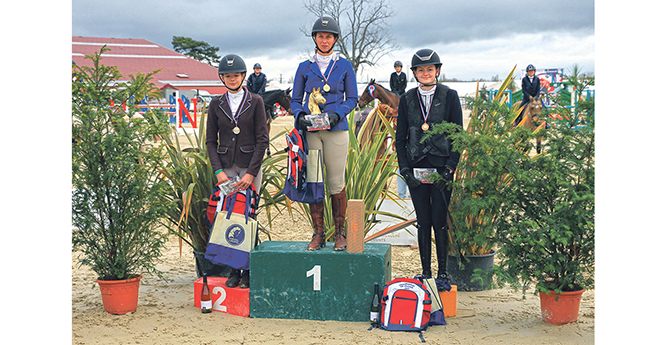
[306,265,321,291]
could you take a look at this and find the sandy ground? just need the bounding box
[71,114,595,344]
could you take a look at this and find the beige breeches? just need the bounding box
[305,130,349,195]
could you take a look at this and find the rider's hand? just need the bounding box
[400,168,421,189]
[297,113,312,129]
[328,113,340,127]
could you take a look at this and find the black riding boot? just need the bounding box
[417,224,433,278]
[226,269,241,288]
[434,225,450,281]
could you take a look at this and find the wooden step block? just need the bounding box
[249,241,391,321]
[193,277,249,317]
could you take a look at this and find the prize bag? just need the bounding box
[283,128,325,204]
[204,182,259,271]
[206,181,258,228]
[379,278,432,332]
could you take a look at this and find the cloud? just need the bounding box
[72,0,595,80]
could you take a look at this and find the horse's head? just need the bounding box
[358,79,377,108]
[279,87,292,114]
[529,96,543,115]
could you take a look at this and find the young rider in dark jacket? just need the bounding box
[395,48,463,281]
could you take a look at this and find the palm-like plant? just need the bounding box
[300,109,405,239]
[157,113,295,254]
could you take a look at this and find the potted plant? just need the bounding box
[72,47,172,314]
[493,78,595,325]
[156,106,294,277]
[425,67,532,291]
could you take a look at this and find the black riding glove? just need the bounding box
[297,113,312,129]
[400,168,421,189]
[328,113,340,127]
[434,167,454,191]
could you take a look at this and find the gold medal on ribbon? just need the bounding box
[421,123,429,131]
[233,126,241,135]
[323,84,330,92]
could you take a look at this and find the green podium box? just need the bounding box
[249,241,391,321]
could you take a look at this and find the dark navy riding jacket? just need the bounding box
[522,75,540,105]
[291,55,358,132]
[247,73,267,94]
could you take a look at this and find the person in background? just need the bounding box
[291,16,358,251]
[395,48,463,282]
[390,60,410,199]
[521,64,540,107]
[247,63,267,95]
[389,60,407,97]
[206,54,269,288]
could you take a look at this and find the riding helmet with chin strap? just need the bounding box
[526,64,536,72]
[394,60,403,68]
[311,16,340,54]
[411,48,442,86]
[218,54,247,91]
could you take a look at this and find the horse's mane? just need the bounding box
[261,89,284,107]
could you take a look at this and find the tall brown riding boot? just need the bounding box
[307,201,326,251]
[331,188,347,251]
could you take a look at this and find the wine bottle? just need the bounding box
[201,275,212,313]
[370,283,380,324]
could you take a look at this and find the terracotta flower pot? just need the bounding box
[96,275,142,315]
[539,288,585,325]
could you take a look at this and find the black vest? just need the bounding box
[404,84,451,165]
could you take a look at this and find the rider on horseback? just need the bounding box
[521,64,540,107]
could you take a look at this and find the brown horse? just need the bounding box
[356,80,400,140]
[357,79,401,109]
[513,96,545,153]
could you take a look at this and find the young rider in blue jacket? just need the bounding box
[291,16,358,251]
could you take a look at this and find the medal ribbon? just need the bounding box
[416,89,433,124]
[314,55,338,90]
[226,90,248,126]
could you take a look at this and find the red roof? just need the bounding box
[72,36,225,93]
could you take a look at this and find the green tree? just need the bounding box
[172,36,221,67]
[72,46,172,280]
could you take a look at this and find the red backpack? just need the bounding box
[379,278,432,332]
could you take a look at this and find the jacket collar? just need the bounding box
[217,86,252,120]
[308,53,339,80]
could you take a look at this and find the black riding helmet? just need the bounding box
[411,48,442,86]
[311,16,340,54]
[394,60,403,68]
[218,54,247,92]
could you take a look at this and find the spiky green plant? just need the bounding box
[157,111,294,253]
[298,109,405,239]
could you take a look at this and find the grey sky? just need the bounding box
[72,0,595,81]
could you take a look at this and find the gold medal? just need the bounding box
[421,123,430,131]
[232,126,241,135]
[323,84,330,92]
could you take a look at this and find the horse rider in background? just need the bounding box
[390,60,408,97]
[247,63,267,95]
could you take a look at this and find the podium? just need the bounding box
[193,277,250,317]
[249,241,391,321]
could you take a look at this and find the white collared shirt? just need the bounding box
[227,88,245,116]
